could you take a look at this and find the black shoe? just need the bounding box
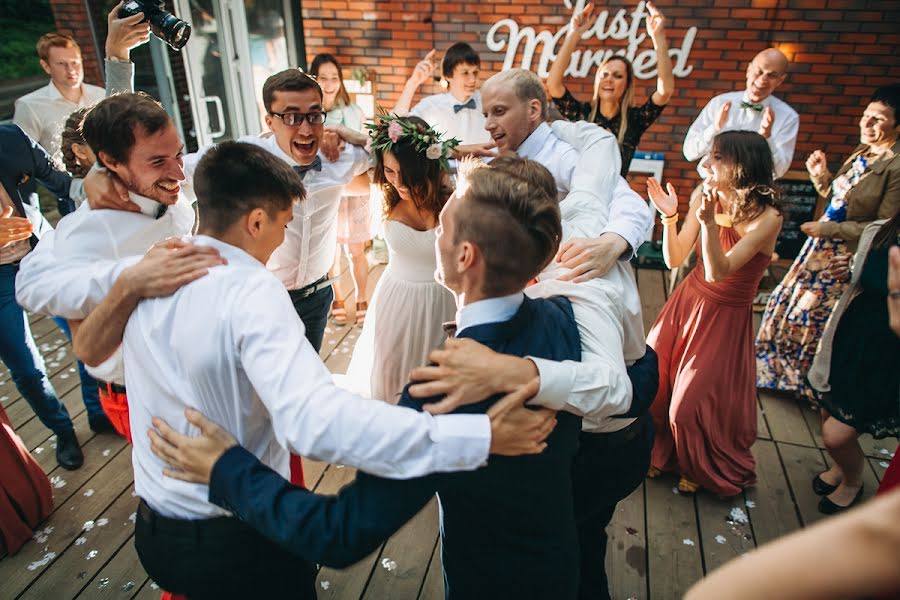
[88,412,115,434]
[818,485,864,515]
[55,430,84,470]
[812,473,839,495]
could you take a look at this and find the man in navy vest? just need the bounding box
[149,158,585,599]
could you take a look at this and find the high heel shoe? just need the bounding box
[812,472,840,495]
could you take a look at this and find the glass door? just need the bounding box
[175,0,248,146]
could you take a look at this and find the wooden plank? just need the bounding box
[605,482,648,600]
[316,465,382,600]
[416,540,443,600]
[77,536,148,600]
[695,492,755,574]
[869,456,892,483]
[758,391,816,447]
[635,269,667,333]
[776,442,828,527]
[860,436,898,461]
[15,384,93,452]
[746,440,801,546]
[644,476,703,599]
[0,450,134,598]
[362,499,439,599]
[756,398,771,440]
[4,355,81,428]
[302,458,329,491]
[131,579,163,600]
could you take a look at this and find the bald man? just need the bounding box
[684,48,798,178]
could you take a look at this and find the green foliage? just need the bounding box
[0,0,53,21]
[0,18,56,81]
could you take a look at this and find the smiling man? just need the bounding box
[683,48,798,179]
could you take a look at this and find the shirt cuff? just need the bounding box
[432,413,491,468]
[600,226,640,260]
[527,357,576,411]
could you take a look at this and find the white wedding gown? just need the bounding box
[342,220,456,403]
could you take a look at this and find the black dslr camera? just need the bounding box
[119,1,191,51]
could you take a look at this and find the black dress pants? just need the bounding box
[135,500,317,600]
[572,415,654,600]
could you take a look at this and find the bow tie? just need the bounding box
[155,203,168,219]
[293,156,323,180]
[740,100,764,112]
[453,98,477,113]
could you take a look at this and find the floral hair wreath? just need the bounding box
[366,111,460,171]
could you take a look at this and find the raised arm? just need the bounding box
[646,2,674,106]
[697,190,782,282]
[683,97,727,162]
[393,49,437,116]
[547,3,597,99]
[646,177,699,268]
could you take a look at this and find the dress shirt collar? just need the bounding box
[128,191,168,218]
[42,80,88,105]
[740,91,772,110]
[516,122,553,160]
[456,291,524,336]
[191,234,261,268]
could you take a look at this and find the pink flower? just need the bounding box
[426,143,442,160]
[387,122,403,143]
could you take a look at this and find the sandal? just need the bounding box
[677,477,700,495]
[355,301,368,325]
[647,467,662,478]
[331,300,348,325]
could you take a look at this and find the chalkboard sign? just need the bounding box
[775,171,824,260]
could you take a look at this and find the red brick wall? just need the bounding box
[301,0,900,214]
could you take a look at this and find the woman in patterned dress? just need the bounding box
[756,84,900,401]
[546,1,674,175]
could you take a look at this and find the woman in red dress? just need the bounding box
[646,131,784,496]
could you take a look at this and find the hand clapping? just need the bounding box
[647,177,678,218]
[410,49,437,86]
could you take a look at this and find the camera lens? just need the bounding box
[150,12,192,51]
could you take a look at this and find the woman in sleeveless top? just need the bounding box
[646,131,784,496]
[342,116,458,402]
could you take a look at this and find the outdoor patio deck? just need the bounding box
[1,262,895,600]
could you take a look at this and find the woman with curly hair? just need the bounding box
[342,115,458,402]
[646,130,783,496]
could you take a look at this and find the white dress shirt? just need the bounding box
[411,91,492,145]
[123,235,491,519]
[182,133,370,290]
[683,90,799,178]
[516,122,653,259]
[13,81,104,168]
[15,191,195,384]
[519,121,642,432]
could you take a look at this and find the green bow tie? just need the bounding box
[740,100,764,112]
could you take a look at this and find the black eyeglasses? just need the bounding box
[269,111,327,126]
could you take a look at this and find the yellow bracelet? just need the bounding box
[660,212,678,225]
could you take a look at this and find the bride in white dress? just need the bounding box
[343,116,457,402]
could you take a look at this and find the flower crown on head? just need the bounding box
[366,111,459,171]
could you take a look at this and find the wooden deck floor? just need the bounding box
[1,262,896,600]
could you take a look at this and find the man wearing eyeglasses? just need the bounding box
[68,69,370,353]
[221,69,370,352]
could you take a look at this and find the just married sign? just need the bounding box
[485,0,697,80]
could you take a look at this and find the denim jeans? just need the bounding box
[287,285,334,353]
[0,263,74,434]
[52,318,104,417]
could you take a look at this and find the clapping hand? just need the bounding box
[647,177,678,218]
[697,188,718,226]
[409,49,437,87]
[570,2,597,36]
[715,102,731,132]
[759,106,776,139]
[806,150,828,178]
[645,1,666,38]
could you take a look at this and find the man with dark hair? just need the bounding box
[146,157,584,599]
[394,43,492,146]
[73,143,552,598]
[15,92,223,442]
